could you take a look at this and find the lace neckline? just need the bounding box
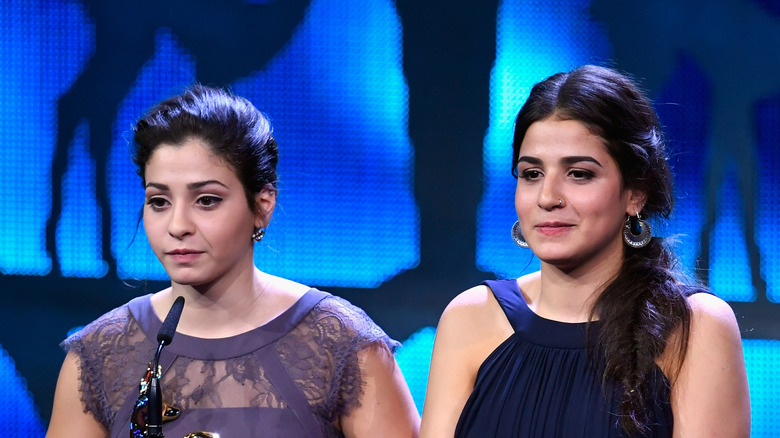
[127,289,329,359]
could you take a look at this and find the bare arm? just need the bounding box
[670,293,750,437]
[419,286,513,438]
[340,342,421,438]
[46,351,109,438]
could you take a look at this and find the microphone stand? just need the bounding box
[147,343,166,437]
[147,296,185,438]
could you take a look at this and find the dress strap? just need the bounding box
[249,289,329,437]
[483,279,527,332]
[254,345,326,437]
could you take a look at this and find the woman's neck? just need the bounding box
[529,253,623,323]
[175,265,267,309]
[155,268,295,339]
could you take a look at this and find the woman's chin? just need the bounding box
[168,274,211,288]
[531,246,575,264]
[533,251,582,272]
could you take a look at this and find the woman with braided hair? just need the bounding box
[420,65,749,437]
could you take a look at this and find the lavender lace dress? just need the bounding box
[62,289,399,438]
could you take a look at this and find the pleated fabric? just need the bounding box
[454,279,673,438]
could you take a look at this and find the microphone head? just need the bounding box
[157,296,185,345]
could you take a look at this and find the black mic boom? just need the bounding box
[158,296,185,345]
[148,296,185,437]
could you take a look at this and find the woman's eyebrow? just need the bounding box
[186,180,228,190]
[517,156,542,165]
[561,156,602,167]
[144,180,229,191]
[144,182,168,191]
[517,155,603,167]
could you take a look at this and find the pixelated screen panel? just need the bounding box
[653,58,761,302]
[476,0,776,302]
[742,339,780,436]
[57,122,108,278]
[234,0,418,287]
[0,0,418,287]
[395,326,436,415]
[757,95,780,302]
[0,0,92,276]
[0,347,46,436]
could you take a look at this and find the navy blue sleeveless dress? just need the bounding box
[454,279,674,437]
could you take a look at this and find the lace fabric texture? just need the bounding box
[62,293,399,437]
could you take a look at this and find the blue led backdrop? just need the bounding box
[0,0,778,436]
[477,0,780,304]
[2,0,418,286]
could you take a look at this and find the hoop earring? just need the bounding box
[511,221,529,248]
[251,228,265,242]
[623,212,651,248]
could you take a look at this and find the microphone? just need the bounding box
[158,296,185,346]
[148,296,185,438]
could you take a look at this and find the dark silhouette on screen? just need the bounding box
[46,0,312,277]
[592,0,780,301]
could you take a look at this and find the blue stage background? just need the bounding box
[1,0,778,435]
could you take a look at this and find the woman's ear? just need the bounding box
[254,183,277,228]
[625,190,648,215]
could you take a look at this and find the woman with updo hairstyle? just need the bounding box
[421,65,749,437]
[47,85,420,438]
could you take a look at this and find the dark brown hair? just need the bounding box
[133,85,278,212]
[512,65,691,435]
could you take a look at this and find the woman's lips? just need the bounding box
[535,223,574,236]
[167,250,203,263]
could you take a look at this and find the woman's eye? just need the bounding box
[520,169,543,181]
[198,196,222,208]
[569,169,595,180]
[146,197,169,210]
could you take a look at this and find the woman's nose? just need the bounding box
[537,178,564,210]
[167,204,194,238]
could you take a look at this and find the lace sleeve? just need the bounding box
[311,296,401,419]
[60,303,155,429]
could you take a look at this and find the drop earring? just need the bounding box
[623,211,651,248]
[251,228,265,242]
[511,221,529,248]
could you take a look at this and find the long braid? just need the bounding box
[591,239,690,435]
[512,65,695,434]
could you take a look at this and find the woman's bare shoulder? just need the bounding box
[686,292,738,325]
[438,282,515,354]
[668,292,750,436]
[442,284,502,326]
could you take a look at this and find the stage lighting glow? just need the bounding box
[1,0,417,288]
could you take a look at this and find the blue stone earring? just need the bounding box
[623,212,651,248]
